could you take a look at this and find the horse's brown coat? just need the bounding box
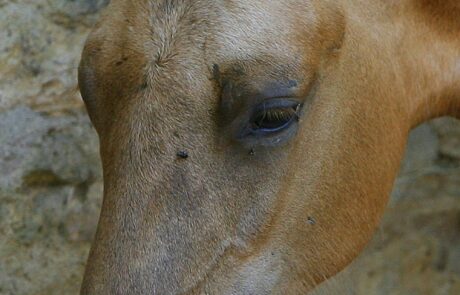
[78,0,460,294]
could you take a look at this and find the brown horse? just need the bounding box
[78,0,460,294]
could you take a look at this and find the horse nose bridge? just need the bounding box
[83,160,236,294]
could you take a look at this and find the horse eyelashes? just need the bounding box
[253,107,297,129]
[251,101,301,131]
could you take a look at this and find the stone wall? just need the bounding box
[0,1,459,294]
[0,1,106,294]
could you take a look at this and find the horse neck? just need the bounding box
[345,0,460,124]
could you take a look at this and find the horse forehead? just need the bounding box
[83,0,315,107]
[212,1,315,60]
[140,0,314,61]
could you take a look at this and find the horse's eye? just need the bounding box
[250,99,300,134]
[236,98,302,146]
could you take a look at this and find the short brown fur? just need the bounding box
[78,0,460,294]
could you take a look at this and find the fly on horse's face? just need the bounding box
[78,0,460,294]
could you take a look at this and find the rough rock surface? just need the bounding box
[0,1,105,294]
[0,1,459,295]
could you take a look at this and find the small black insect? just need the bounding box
[249,148,256,156]
[177,151,189,159]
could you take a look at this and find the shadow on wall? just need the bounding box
[0,1,459,294]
